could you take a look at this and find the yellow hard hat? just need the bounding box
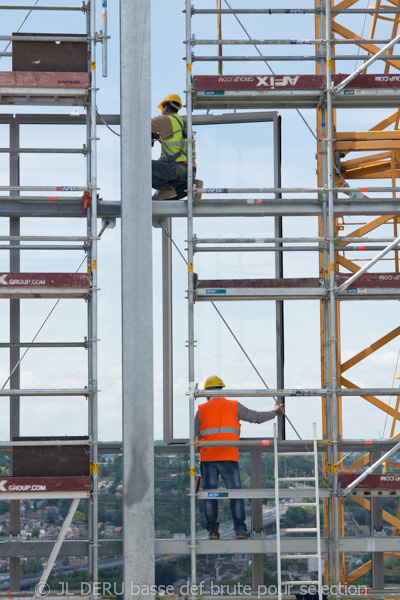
[203,375,226,390]
[158,93,183,111]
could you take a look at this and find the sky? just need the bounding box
[0,0,399,445]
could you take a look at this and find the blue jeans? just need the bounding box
[152,159,195,200]
[200,460,247,535]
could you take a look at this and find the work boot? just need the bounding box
[236,532,248,540]
[152,188,177,200]
[209,527,220,540]
[194,179,203,200]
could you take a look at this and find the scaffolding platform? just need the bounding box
[0,476,91,500]
[194,273,400,301]
[192,74,400,110]
[0,273,91,298]
[0,71,90,105]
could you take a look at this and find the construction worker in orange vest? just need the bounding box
[195,375,284,540]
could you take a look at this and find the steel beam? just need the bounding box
[120,0,154,597]
[0,535,400,558]
[153,536,400,555]
[162,219,174,443]
[4,198,400,219]
[152,200,400,218]
[0,540,122,558]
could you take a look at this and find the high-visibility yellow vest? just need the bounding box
[160,115,196,165]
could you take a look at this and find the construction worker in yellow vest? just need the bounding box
[151,93,203,201]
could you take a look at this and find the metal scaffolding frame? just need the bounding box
[3,1,400,596]
[172,1,400,596]
[0,0,102,593]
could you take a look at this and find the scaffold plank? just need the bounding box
[339,473,400,490]
[0,273,91,298]
[0,72,90,105]
[192,74,400,109]
[193,73,400,91]
[194,273,400,301]
[0,476,91,500]
[0,71,90,88]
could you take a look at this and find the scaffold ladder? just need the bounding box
[274,422,322,599]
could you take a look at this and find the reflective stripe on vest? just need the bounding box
[160,115,195,164]
[200,426,241,437]
[198,397,241,462]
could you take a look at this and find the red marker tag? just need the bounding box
[262,440,270,446]
[358,246,365,251]
[365,439,372,445]
[360,187,368,193]
[255,199,262,205]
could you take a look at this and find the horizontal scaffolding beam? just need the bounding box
[196,489,323,499]
[195,388,400,397]
[0,4,85,9]
[0,342,87,348]
[152,199,400,218]
[189,38,395,46]
[0,536,398,558]
[0,200,120,218]
[0,539,122,558]
[0,389,91,396]
[191,8,400,15]
[3,198,400,218]
[153,536,400,555]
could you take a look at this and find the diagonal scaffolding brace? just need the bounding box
[336,234,400,293]
[36,497,80,594]
[333,33,400,93]
[340,441,400,497]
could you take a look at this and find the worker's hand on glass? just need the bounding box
[274,403,285,415]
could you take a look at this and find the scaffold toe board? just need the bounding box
[192,74,400,110]
[339,473,400,490]
[0,476,91,500]
[0,273,91,298]
[194,273,400,301]
[0,71,90,105]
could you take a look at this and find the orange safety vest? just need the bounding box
[198,397,241,462]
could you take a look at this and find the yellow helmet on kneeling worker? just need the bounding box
[158,93,183,111]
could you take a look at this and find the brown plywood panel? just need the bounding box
[13,33,88,73]
[13,437,90,477]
